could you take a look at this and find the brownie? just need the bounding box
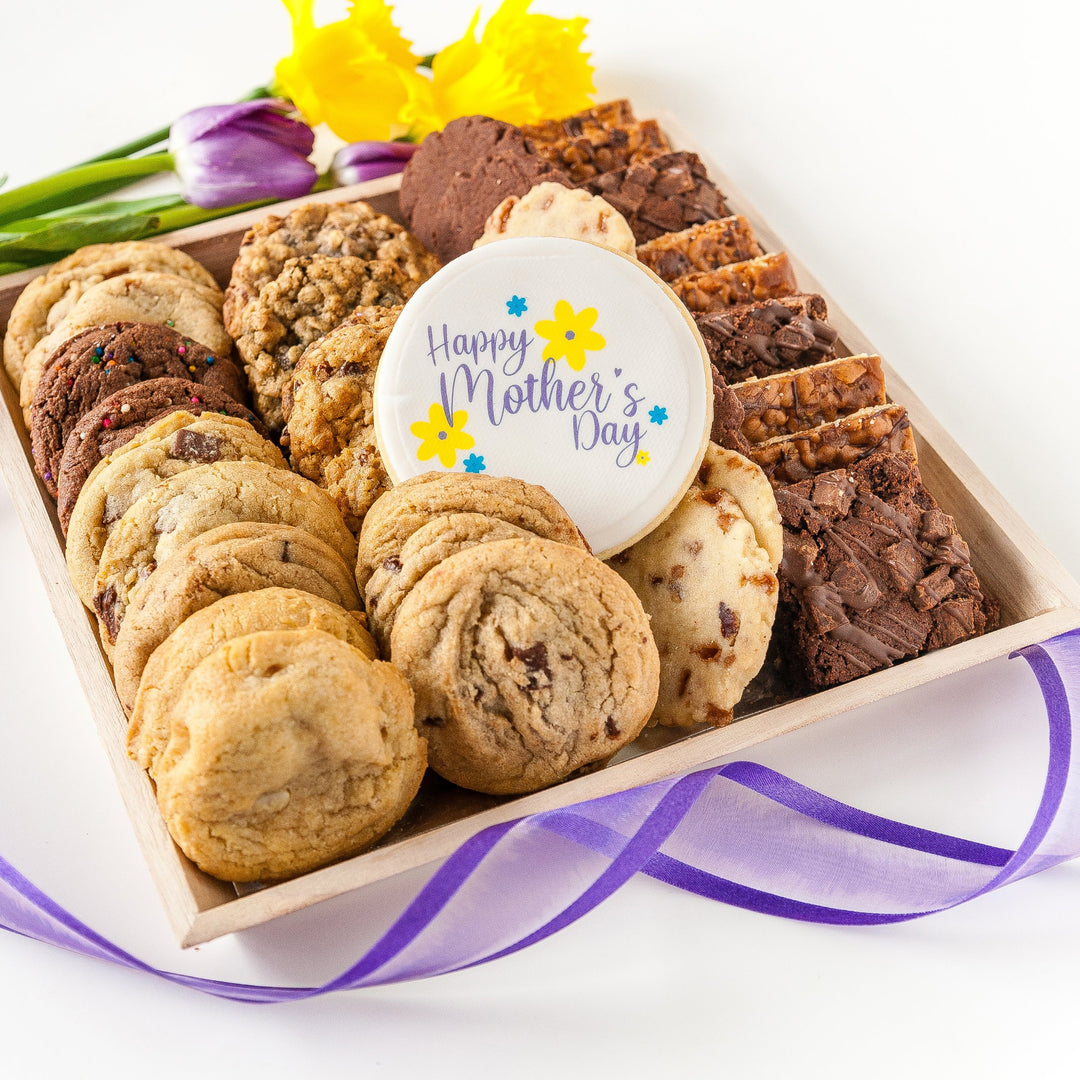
[582,151,727,243]
[399,115,571,262]
[636,215,763,281]
[709,366,750,454]
[55,377,266,533]
[695,294,839,382]
[774,450,994,689]
[29,321,245,499]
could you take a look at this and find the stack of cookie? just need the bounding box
[355,472,661,795]
[222,201,441,435]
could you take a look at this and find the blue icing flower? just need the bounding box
[649,405,668,425]
[463,453,486,474]
[506,295,528,317]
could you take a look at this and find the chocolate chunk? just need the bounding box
[172,428,223,463]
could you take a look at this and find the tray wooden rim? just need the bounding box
[2,164,1079,947]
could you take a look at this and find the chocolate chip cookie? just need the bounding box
[55,377,266,534]
[355,472,588,592]
[112,521,366,716]
[127,586,376,775]
[65,413,286,609]
[152,628,424,882]
[282,305,401,532]
[390,537,659,795]
[92,460,358,647]
[29,322,245,498]
[231,254,420,433]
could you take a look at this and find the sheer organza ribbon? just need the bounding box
[2,631,1078,1001]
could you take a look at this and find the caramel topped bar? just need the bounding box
[521,99,637,143]
[527,118,671,183]
[733,354,887,444]
[774,451,993,688]
[670,252,798,313]
[748,403,916,487]
[582,151,727,243]
[636,215,763,281]
[695,294,838,382]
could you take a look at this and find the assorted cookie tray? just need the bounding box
[2,132,1079,946]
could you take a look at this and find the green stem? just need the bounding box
[0,152,175,228]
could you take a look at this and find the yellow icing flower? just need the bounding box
[273,0,428,142]
[411,403,475,468]
[534,300,605,371]
[637,451,650,466]
[401,1,595,138]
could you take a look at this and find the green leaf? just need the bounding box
[0,260,28,275]
[1,194,183,232]
[0,212,162,258]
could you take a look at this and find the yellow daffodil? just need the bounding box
[534,300,605,371]
[411,403,475,468]
[401,1,595,138]
[274,0,427,141]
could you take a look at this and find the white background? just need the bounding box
[2,1,1079,1076]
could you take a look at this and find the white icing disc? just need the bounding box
[373,236,712,558]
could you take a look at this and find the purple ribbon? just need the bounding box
[2,630,1077,1001]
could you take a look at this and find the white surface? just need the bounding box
[373,237,711,556]
[2,1,1078,1077]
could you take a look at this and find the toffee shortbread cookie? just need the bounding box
[608,444,779,728]
[3,240,218,390]
[390,538,659,795]
[282,306,400,532]
[670,252,799,314]
[365,512,541,655]
[30,322,245,498]
[65,414,287,609]
[93,460,358,646]
[20,270,231,419]
[55,378,267,534]
[355,472,588,591]
[113,522,366,717]
[775,450,994,688]
[696,294,838,383]
[128,587,376,775]
[732,354,887,445]
[635,215,764,281]
[231,254,419,432]
[582,151,726,244]
[223,199,439,335]
[473,182,637,255]
[399,114,572,262]
[153,629,424,882]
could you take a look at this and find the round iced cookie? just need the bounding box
[55,378,267,533]
[606,449,779,729]
[281,305,401,532]
[113,514,369,719]
[19,270,231,419]
[29,321,246,498]
[152,629,424,882]
[3,240,218,390]
[92,460,358,647]
[354,471,587,592]
[389,537,660,795]
[372,236,713,558]
[474,182,637,255]
[65,414,287,609]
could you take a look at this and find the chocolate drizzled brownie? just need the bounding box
[582,151,727,243]
[695,294,839,382]
[774,451,994,688]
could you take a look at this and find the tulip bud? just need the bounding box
[330,141,417,186]
[170,99,318,209]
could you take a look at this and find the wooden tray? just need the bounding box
[3,168,1079,948]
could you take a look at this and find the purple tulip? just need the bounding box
[169,99,318,209]
[331,141,418,186]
